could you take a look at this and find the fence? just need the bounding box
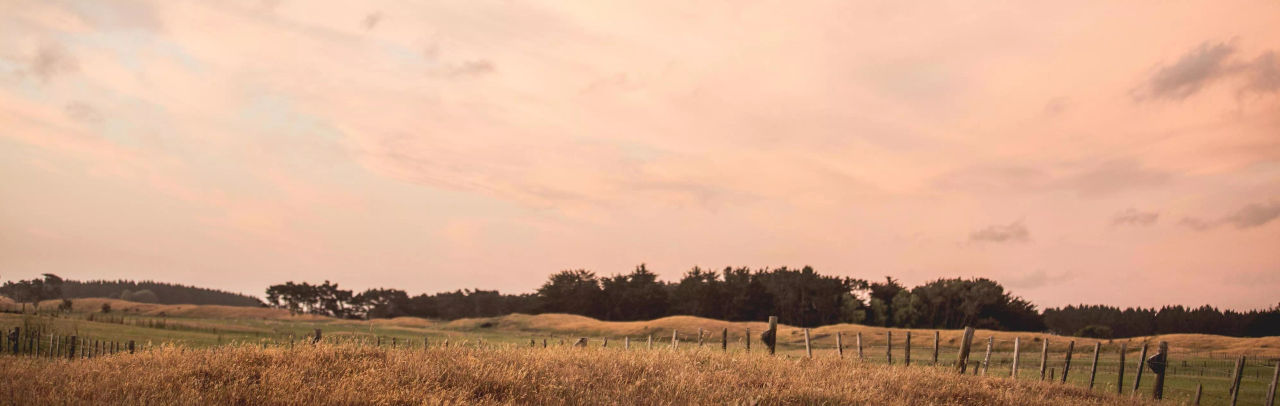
[4,317,1278,406]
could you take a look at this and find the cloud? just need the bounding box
[1240,51,1280,96]
[1111,208,1159,227]
[431,59,495,78]
[1062,159,1170,197]
[1005,269,1073,290]
[1179,201,1280,231]
[1178,216,1216,231]
[362,12,382,30]
[934,159,1170,197]
[1222,201,1280,228]
[1137,40,1280,101]
[28,43,78,83]
[1139,41,1237,101]
[64,102,102,123]
[1043,97,1071,115]
[969,221,1030,243]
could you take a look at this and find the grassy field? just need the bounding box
[2,298,1277,405]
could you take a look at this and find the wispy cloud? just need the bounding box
[1111,208,1159,227]
[1136,40,1280,101]
[969,221,1031,243]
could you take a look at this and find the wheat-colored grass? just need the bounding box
[0,344,1153,405]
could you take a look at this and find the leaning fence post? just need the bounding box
[1011,337,1021,378]
[904,331,912,366]
[886,331,893,365]
[1040,338,1050,380]
[1193,383,1203,405]
[1117,343,1126,394]
[1152,340,1172,399]
[1132,343,1148,396]
[1062,341,1075,383]
[981,336,993,375]
[1229,355,1246,406]
[836,332,844,359]
[1264,358,1278,406]
[1088,342,1101,389]
[765,316,778,355]
[956,327,975,374]
[933,331,940,365]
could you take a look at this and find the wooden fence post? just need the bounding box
[1230,355,1246,406]
[1150,341,1168,400]
[804,329,812,359]
[721,328,727,351]
[857,332,863,359]
[904,331,912,366]
[1062,341,1075,383]
[128,340,135,354]
[1117,343,1126,394]
[933,331,940,365]
[625,336,630,350]
[9,327,18,354]
[836,332,844,359]
[1011,337,1021,378]
[698,328,704,347]
[745,328,751,352]
[69,336,77,359]
[672,329,679,349]
[648,334,653,350]
[1132,343,1148,396]
[312,329,322,344]
[886,331,893,365]
[956,327,975,374]
[765,316,778,356]
[1040,339,1049,381]
[1194,383,1203,405]
[1264,358,1278,406]
[982,336,993,375]
[1087,342,1101,389]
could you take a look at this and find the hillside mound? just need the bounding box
[32,297,325,320]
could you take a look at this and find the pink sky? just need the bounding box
[2,1,1278,310]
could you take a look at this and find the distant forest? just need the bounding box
[0,275,263,307]
[4,268,1278,338]
[263,265,1280,338]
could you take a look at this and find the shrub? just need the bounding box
[1074,325,1113,339]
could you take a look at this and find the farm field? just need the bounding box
[2,298,1278,405]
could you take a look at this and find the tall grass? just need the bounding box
[0,343,1152,405]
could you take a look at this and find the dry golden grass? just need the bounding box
[0,344,1152,405]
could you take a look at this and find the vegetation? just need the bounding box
[1044,304,1280,338]
[6,267,1280,338]
[0,343,1155,406]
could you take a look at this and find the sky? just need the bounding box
[1,0,1278,311]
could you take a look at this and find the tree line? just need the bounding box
[265,265,1044,331]
[1042,304,1280,338]
[1,275,264,308]
[264,265,1280,337]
